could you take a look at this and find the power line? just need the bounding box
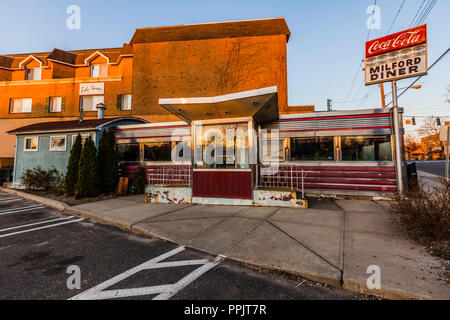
[386,46,450,107]
[409,0,427,27]
[387,0,406,34]
[414,0,438,26]
[344,0,377,100]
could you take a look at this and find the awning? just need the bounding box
[158,86,278,124]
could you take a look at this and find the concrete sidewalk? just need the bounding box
[62,195,449,300]
[417,170,447,192]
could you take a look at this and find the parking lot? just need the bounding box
[0,192,368,300]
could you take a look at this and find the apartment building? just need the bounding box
[0,18,305,165]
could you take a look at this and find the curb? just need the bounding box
[0,187,433,300]
[0,187,68,211]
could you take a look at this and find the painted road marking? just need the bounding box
[0,205,46,216]
[0,216,75,233]
[69,246,225,300]
[0,197,21,203]
[0,218,84,238]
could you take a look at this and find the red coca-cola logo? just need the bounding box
[365,25,426,58]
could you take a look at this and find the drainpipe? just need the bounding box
[96,103,107,120]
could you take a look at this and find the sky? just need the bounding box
[1,0,449,136]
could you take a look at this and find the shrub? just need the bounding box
[75,136,99,199]
[65,133,82,196]
[21,166,63,194]
[132,166,147,194]
[97,128,119,194]
[388,180,450,259]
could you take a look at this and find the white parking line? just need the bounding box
[0,197,21,203]
[69,246,225,300]
[0,216,75,233]
[0,218,84,238]
[0,205,47,216]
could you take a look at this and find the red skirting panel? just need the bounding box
[193,170,252,199]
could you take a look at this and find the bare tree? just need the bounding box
[418,117,445,159]
[404,133,420,155]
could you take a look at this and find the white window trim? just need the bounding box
[81,95,104,112]
[72,134,94,146]
[122,94,132,110]
[49,135,67,152]
[24,136,39,152]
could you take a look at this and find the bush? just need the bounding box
[75,136,99,199]
[21,166,64,194]
[388,180,450,259]
[132,166,147,194]
[65,133,82,196]
[97,128,119,194]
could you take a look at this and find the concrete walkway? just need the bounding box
[63,195,449,300]
[417,170,447,192]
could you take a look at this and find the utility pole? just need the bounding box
[391,80,404,193]
[327,99,332,111]
[379,83,386,108]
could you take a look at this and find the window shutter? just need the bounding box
[44,97,50,112]
[117,94,122,111]
[79,96,83,111]
[61,97,66,112]
[9,98,12,113]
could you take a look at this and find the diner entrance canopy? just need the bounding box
[158,86,278,124]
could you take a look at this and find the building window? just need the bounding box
[72,134,92,146]
[25,67,41,80]
[261,138,287,162]
[117,143,140,162]
[50,97,62,112]
[341,135,392,161]
[290,137,334,161]
[90,64,107,77]
[121,94,132,110]
[10,98,32,113]
[24,137,39,152]
[50,136,67,152]
[81,95,104,111]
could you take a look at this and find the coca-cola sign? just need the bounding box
[365,25,426,58]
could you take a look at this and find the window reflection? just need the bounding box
[342,136,392,161]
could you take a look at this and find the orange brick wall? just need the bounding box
[132,35,288,122]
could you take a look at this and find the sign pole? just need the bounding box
[446,128,449,182]
[391,80,404,193]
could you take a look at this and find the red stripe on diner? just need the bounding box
[303,183,396,192]
[115,134,190,140]
[278,113,391,122]
[279,126,391,133]
[292,172,396,179]
[115,125,191,132]
[294,178,396,186]
[276,166,395,172]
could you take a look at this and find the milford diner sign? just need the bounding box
[365,25,427,85]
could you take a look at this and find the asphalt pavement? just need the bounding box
[414,160,448,177]
[0,192,368,300]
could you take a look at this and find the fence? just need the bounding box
[259,164,397,193]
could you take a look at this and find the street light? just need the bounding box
[379,84,422,109]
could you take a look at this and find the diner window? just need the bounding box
[10,98,32,113]
[290,137,334,161]
[25,67,41,80]
[194,123,249,169]
[117,143,140,162]
[90,64,108,77]
[50,136,67,152]
[81,95,104,111]
[24,137,39,152]
[341,135,392,161]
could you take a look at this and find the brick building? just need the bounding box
[0,18,305,164]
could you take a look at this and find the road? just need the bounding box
[414,160,447,177]
[0,192,370,300]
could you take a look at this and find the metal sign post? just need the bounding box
[391,80,403,193]
[442,125,450,182]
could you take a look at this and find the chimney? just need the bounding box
[96,103,107,120]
